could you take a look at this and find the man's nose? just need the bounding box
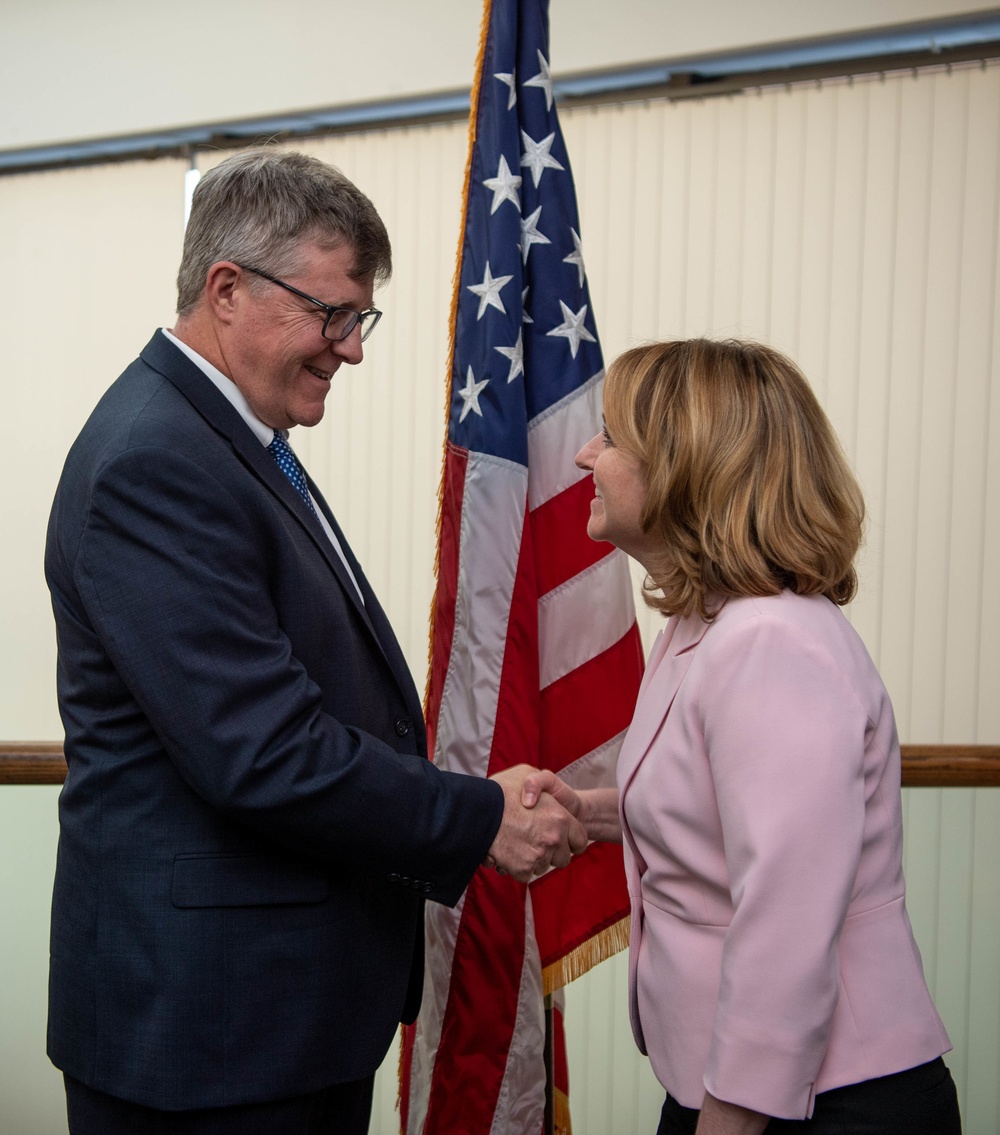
[331,323,364,365]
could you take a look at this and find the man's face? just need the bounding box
[223,241,375,431]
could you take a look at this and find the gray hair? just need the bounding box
[176,148,392,315]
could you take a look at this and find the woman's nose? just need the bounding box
[575,433,602,470]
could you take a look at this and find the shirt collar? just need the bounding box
[161,327,274,447]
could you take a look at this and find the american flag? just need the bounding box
[400,1,644,1131]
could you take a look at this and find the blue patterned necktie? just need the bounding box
[267,432,317,515]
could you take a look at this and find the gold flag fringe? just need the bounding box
[423,0,493,717]
[553,1087,573,1135]
[541,915,630,997]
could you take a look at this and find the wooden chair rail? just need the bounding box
[897,745,1000,787]
[0,742,68,785]
[2,742,1000,788]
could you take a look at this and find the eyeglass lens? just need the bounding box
[324,308,380,343]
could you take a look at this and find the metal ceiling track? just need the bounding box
[3,11,1000,176]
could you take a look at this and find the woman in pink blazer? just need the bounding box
[528,340,960,1134]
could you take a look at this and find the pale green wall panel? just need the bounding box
[0,788,67,1134]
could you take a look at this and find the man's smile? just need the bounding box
[304,364,334,381]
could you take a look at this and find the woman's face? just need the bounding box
[575,423,658,568]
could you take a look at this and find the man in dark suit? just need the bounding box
[45,148,585,1135]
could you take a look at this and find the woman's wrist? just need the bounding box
[694,1092,770,1135]
[577,787,623,843]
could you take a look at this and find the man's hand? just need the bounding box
[486,765,588,882]
[520,768,582,814]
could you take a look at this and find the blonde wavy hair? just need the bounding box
[603,339,865,620]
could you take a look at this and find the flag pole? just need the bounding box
[543,993,554,1135]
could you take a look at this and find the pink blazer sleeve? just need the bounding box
[697,611,872,1112]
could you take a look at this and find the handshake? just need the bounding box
[483,765,590,883]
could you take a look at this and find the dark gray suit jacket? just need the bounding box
[45,331,502,1110]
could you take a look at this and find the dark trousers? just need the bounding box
[656,1058,962,1135]
[64,1073,375,1135]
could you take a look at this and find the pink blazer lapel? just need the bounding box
[618,609,713,1056]
[617,611,712,800]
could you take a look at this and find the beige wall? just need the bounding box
[4,0,999,150]
[1,55,999,1135]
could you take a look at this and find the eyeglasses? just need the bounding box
[236,264,382,343]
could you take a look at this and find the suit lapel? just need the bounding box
[229,428,379,633]
[139,332,386,652]
[236,435,423,720]
[308,478,423,713]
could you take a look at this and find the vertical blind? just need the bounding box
[1,57,997,1134]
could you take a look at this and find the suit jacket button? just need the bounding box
[394,718,411,737]
[422,882,432,894]
[388,873,400,883]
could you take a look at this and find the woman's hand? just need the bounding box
[695,1093,770,1135]
[520,773,623,844]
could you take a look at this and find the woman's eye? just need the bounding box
[601,426,614,448]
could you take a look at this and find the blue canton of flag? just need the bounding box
[451,0,602,465]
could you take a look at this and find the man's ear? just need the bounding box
[203,262,241,325]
